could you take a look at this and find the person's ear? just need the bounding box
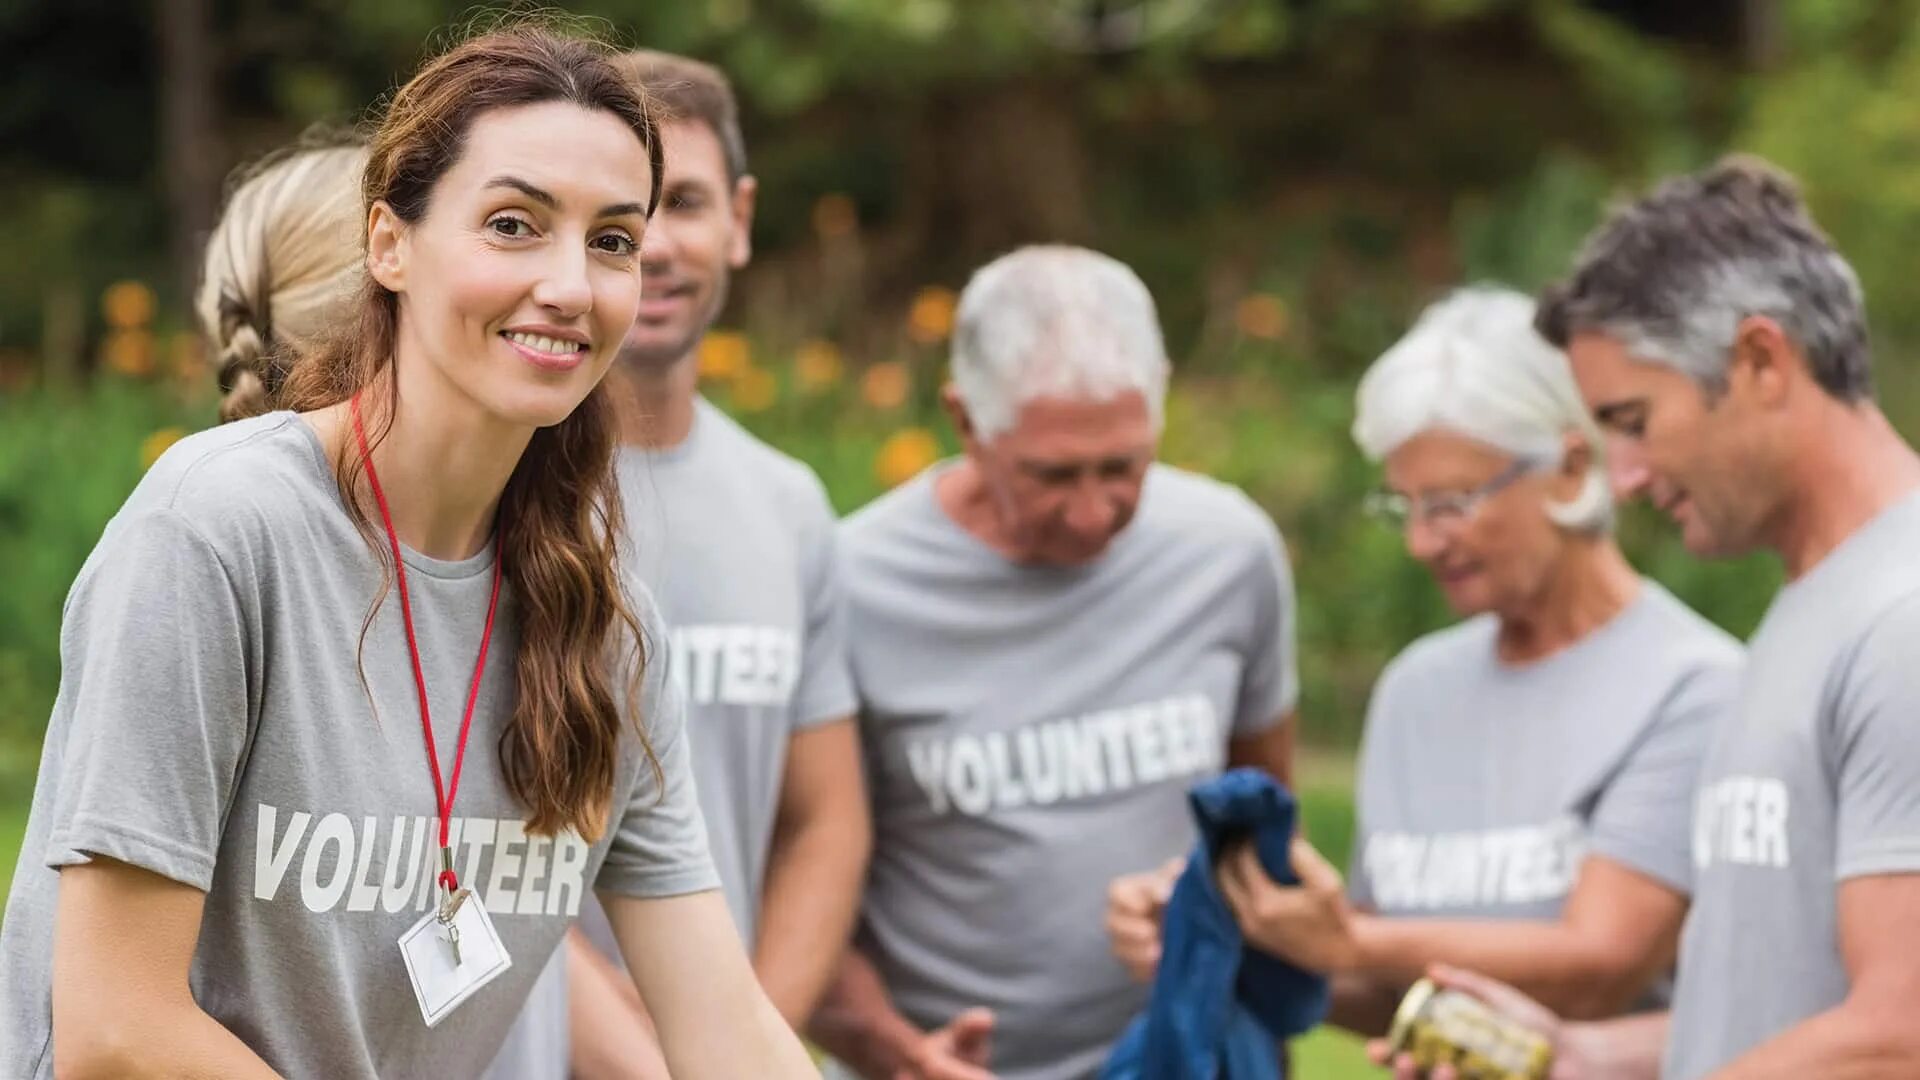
[366,201,409,293]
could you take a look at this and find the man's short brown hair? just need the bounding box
[616,50,746,182]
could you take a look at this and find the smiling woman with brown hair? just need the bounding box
[0,21,814,1080]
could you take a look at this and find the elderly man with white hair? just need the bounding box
[809,244,1301,1080]
[1112,286,1742,1041]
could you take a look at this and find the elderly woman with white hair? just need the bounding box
[1108,286,1743,1036]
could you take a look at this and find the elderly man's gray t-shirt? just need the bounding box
[1349,583,1739,943]
[0,413,716,1080]
[1664,491,1920,1080]
[843,462,1299,1080]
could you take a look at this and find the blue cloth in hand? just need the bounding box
[1100,768,1332,1080]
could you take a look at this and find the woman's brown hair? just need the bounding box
[279,22,665,840]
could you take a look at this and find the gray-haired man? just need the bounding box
[810,245,1301,1080]
[1385,158,1920,1080]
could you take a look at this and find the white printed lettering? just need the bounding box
[947,735,993,816]
[249,807,583,919]
[669,624,801,708]
[346,816,383,913]
[380,815,424,914]
[1729,777,1757,865]
[253,804,310,901]
[485,820,526,914]
[547,831,589,917]
[1365,817,1586,911]
[518,834,552,916]
[985,732,1027,811]
[906,741,951,815]
[1095,711,1135,789]
[903,695,1224,817]
[720,628,757,705]
[300,813,355,913]
[1061,718,1108,799]
[419,817,450,912]
[1129,705,1169,785]
[1017,726,1062,806]
[684,626,724,704]
[1694,775,1793,871]
[458,818,495,891]
[1755,780,1791,868]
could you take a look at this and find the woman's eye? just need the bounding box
[488,215,533,238]
[593,232,638,256]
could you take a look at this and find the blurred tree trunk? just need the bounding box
[1742,0,1781,68]
[882,77,1092,287]
[155,0,221,302]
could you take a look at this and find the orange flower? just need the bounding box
[875,428,941,488]
[102,280,156,330]
[103,329,156,377]
[794,340,844,394]
[812,194,858,240]
[907,286,957,345]
[698,330,751,381]
[731,366,778,412]
[141,427,186,469]
[1235,294,1289,341]
[860,361,911,411]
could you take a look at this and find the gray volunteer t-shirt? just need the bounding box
[0,412,717,1080]
[843,462,1299,1080]
[615,397,856,940]
[1349,583,1739,942]
[1665,491,1920,1079]
[486,397,855,1078]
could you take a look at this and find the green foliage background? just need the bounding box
[15,0,1920,779]
[9,4,1920,1069]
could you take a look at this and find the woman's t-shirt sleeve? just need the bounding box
[42,509,257,891]
[595,608,721,899]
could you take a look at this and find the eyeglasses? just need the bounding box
[1363,459,1537,529]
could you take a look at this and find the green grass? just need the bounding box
[1290,754,1380,1078]
[0,739,32,914]
[1295,1027,1379,1077]
[0,801,21,909]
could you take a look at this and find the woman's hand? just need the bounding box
[1104,857,1183,982]
[1217,837,1364,973]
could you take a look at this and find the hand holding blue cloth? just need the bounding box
[1100,768,1332,1080]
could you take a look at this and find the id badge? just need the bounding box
[398,896,513,1027]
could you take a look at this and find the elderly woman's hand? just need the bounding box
[1217,837,1365,973]
[1105,857,1184,983]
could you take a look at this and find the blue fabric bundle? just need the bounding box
[1100,768,1332,1080]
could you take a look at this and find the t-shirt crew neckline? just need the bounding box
[1486,578,1653,680]
[1774,486,1920,600]
[287,410,499,582]
[911,457,1143,578]
[617,394,712,468]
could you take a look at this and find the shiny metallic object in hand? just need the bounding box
[1385,977,1554,1080]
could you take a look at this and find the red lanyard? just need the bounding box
[351,393,504,898]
